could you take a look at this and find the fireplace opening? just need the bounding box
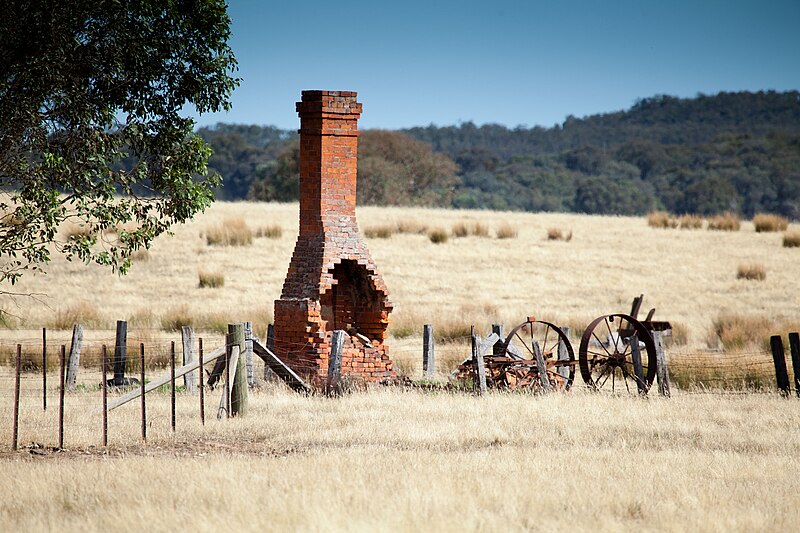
[321,260,382,339]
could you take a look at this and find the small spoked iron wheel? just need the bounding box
[500,318,575,391]
[578,314,656,393]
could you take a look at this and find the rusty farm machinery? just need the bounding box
[455,295,671,395]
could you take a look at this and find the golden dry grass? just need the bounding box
[1,384,800,532]
[736,262,767,281]
[753,213,789,233]
[0,202,798,352]
[783,230,800,248]
[707,212,741,231]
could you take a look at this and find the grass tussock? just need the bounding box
[782,230,800,248]
[752,213,789,233]
[206,217,253,246]
[707,212,741,231]
[428,227,449,244]
[495,222,518,239]
[707,312,800,352]
[198,270,225,288]
[452,221,490,238]
[50,302,105,330]
[364,225,395,239]
[255,224,282,239]
[679,214,704,230]
[646,211,678,229]
[395,219,428,234]
[736,262,766,281]
[546,227,573,241]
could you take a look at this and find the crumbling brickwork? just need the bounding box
[273,91,396,385]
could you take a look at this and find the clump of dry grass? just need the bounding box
[546,227,573,241]
[709,312,774,351]
[50,302,105,330]
[707,212,741,231]
[752,213,789,233]
[428,227,449,244]
[364,225,395,239]
[679,214,704,229]
[736,262,766,281]
[395,219,428,234]
[198,270,225,288]
[646,211,678,229]
[62,223,94,241]
[160,304,195,331]
[783,230,800,248]
[206,217,253,246]
[495,222,518,239]
[452,221,490,238]
[255,224,282,239]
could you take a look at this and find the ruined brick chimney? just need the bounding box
[273,91,396,385]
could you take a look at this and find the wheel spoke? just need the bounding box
[597,364,613,389]
[514,332,535,358]
[591,331,613,358]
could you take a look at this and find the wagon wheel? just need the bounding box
[501,318,575,391]
[578,314,657,393]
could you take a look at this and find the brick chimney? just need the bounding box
[273,91,396,385]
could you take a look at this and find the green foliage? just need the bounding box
[203,91,800,219]
[0,0,238,289]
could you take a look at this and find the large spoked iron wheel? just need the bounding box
[499,319,575,391]
[578,314,656,393]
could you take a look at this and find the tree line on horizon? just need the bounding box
[199,90,800,219]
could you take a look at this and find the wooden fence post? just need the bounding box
[42,327,47,411]
[532,341,552,393]
[58,345,65,449]
[472,326,487,396]
[557,326,571,380]
[140,343,146,443]
[423,324,435,377]
[244,321,254,388]
[170,341,176,431]
[630,334,647,395]
[101,345,108,447]
[770,335,790,397]
[181,326,196,394]
[327,330,345,396]
[264,323,275,381]
[66,324,83,391]
[491,324,504,357]
[788,332,800,398]
[12,344,21,451]
[198,338,205,425]
[113,320,127,386]
[653,331,671,398]
[228,323,248,416]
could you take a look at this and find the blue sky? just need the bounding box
[192,0,800,130]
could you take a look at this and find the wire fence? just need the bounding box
[1,326,798,451]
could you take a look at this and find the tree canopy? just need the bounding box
[0,0,238,289]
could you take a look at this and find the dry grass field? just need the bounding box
[2,202,800,531]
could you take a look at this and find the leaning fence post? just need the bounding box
[770,335,790,397]
[113,320,127,386]
[66,324,83,391]
[327,330,345,396]
[42,327,47,411]
[181,326,196,395]
[653,331,671,398]
[228,323,248,416]
[244,321,254,388]
[423,324,435,377]
[12,344,21,451]
[472,326,487,396]
[788,332,800,398]
[630,334,647,395]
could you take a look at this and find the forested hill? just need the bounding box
[199,91,800,218]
